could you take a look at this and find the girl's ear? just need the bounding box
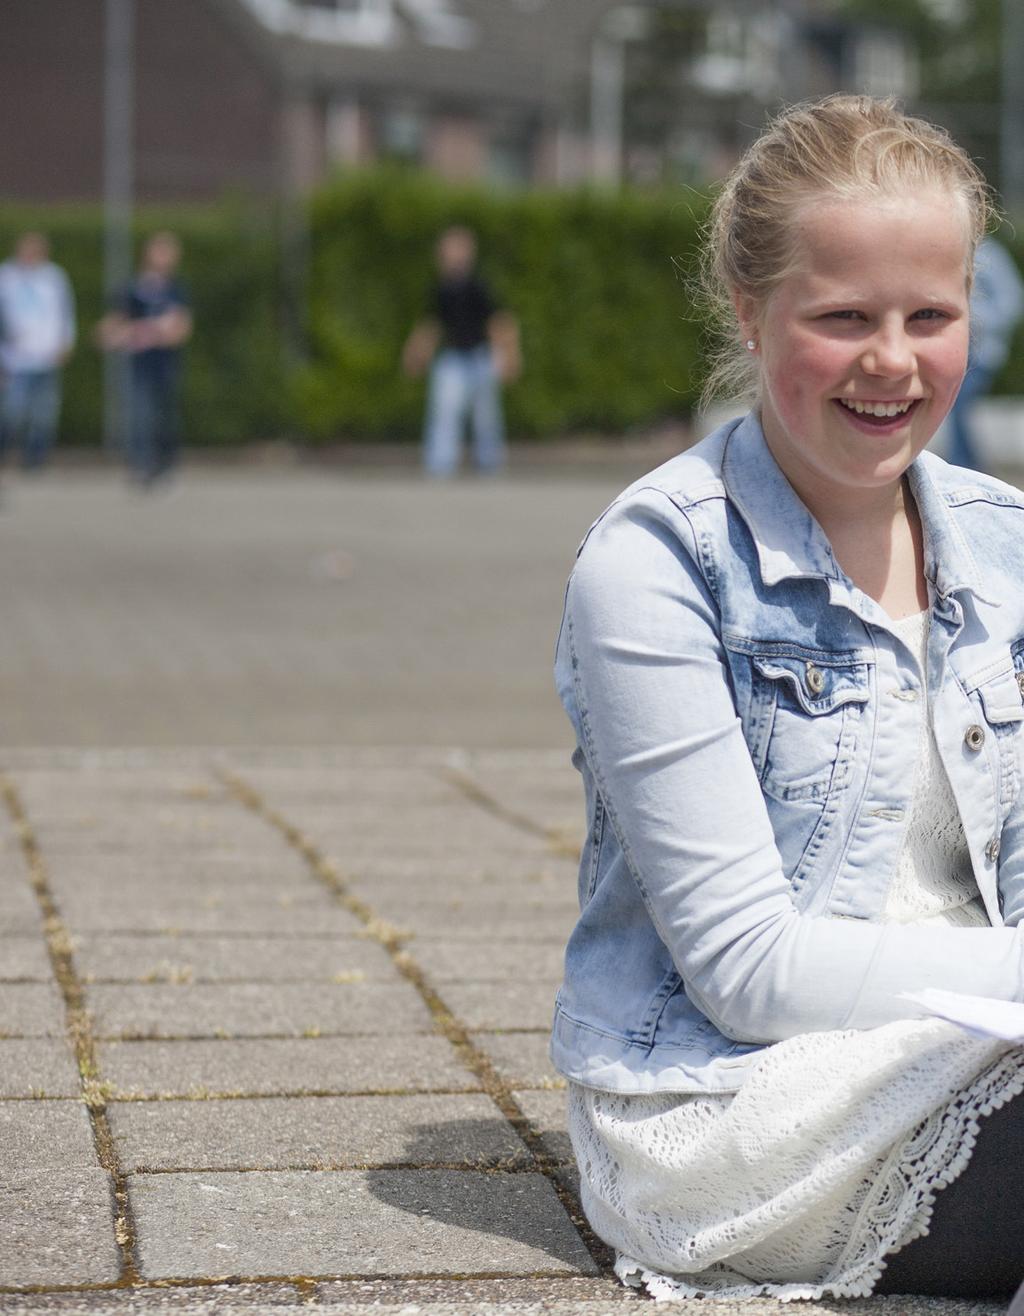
[732,290,759,344]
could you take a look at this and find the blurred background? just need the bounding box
[1,0,1022,749]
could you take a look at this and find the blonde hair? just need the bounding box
[699,94,993,405]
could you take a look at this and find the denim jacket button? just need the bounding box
[964,724,986,751]
[805,663,825,696]
[986,837,1001,863]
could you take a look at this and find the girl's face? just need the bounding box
[743,190,971,508]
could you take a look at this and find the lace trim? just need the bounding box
[612,1049,1024,1302]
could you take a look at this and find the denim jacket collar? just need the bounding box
[721,410,997,609]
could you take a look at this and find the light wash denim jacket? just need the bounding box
[552,412,1024,1095]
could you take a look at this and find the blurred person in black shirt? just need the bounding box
[403,226,519,477]
[97,232,192,488]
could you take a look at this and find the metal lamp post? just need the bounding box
[103,0,135,454]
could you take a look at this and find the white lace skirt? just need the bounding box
[569,1019,1024,1302]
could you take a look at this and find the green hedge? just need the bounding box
[0,204,287,445]
[299,169,708,439]
[6,180,1024,445]
[0,179,710,445]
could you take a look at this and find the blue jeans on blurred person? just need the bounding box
[423,346,506,477]
[1,368,61,468]
[129,354,181,485]
[948,357,996,471]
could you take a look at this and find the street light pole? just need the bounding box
[589,5,651,186]
[1002,0,1024,212]
[103,0,135,454]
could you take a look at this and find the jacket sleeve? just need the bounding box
[566,488,1024,1045]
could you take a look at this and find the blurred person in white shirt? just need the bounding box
[0,232,76,470]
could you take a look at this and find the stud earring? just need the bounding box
[745,339,757,351]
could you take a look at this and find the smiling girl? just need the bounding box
[553,96,1024,1303]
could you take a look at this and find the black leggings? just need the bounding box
[875,1092,1024,1299]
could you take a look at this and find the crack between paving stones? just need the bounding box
[0,1267,585,1298]
[218,767,612,1279]
[89,1028,551,1043]
[101,1085,488,1102]
[1,775,142,1287]
[439,764,581,861]
[132,1158,564,1175]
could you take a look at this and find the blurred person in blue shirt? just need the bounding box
[97,232,192,488]
[0,232,76,469]
[948,234,1024,470]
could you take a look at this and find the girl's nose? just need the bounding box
[860,326,914,379]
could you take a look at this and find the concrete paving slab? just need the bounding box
[30,826,279,856]
[277,801,540,838]
[233,763,453,803]
[48,870,315,902]
[439,982,559,1032]
[0,1276,1004,1315]
[312,1277,637,1308]
[0,881,43,935]
[11,768,229,800]
[221,1299,1010,1316]
[130,1169,598,1279]
[0,1285,316,1313]
[513,1090,573,1164]
[87,981,433,1038]
[26,801,273,837]
[287,829,554,867]
[56,894,361,936]
[45,854,308,883]
[0,935,54,980]
[342,873,575,903]
[108,1093,529,1171]
[472,1034,562,1091]
[0,982,67,1037]
[74,933,396,983]
[0,1294,1003,1315]
[99,1036,476,1098]
[414,940,567,983]
[382,902,576,942]
[309,833,554,867]
[0,1099,97,1169]
[456,756,585,836]
[53,881,327,916]
[339,855,570,882]
[0,1168,119,1287]
[0,1037,81,1097]
[353,879,575,909]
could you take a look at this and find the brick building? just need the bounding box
[0,0,617,203]
[1,0,914,204]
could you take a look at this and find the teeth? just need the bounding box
[839,399,914,417]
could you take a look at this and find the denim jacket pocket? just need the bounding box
[751,651,871,804]
[971,651,1024,813]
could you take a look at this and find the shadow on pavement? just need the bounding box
[365,1117,589,1271]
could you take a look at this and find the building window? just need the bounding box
[487,116,534,186]
[378,105,424,163]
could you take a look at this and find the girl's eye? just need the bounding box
[825,310,863,321]
[911,308,947,321]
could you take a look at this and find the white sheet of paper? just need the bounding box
[900,988,1024,1042]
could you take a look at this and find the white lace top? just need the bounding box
[883,610,987,927]
[568,609,1024,1301]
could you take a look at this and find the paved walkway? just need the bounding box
[0,463,1017,1313]
[1,746,1003,1314]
